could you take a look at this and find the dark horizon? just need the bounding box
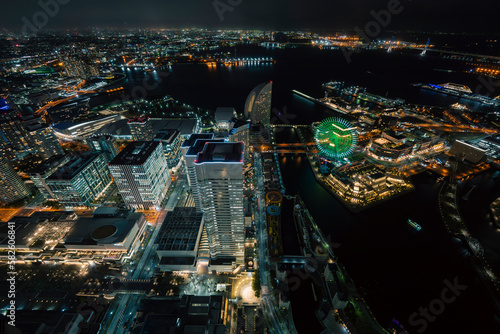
[3,0,500,34]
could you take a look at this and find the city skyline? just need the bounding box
[1,7,500,333]
[1,0,499,33]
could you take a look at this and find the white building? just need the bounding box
[108,141,171,210]
[181,134,223,213]
[194,142,245,266]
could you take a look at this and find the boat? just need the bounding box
[419,82,500,106]
[407,219,422,231]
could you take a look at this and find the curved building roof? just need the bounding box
[244,82,273,126]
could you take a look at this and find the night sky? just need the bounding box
[3,0,500,33]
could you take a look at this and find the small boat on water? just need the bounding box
[408,219,422,231]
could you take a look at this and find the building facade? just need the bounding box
[28,155,71,199]
[153,128,182,169]
[108,141,171,209]
[46,153,111,207]
[181,134,222,213]
[194,142,245,264]
[244,82,273,128]
[128,116,154,141]
[0,157,31,205]
[86,133,120,161]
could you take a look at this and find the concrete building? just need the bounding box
[215,107,236,130]
[46,153,111,207]
[23,117,65,159]
[181,134,223,213]
[128,116,154,141]
[0,157,31,205]
[0,113,63,160]
[154,128,182,169]
[28,155,71,199]
[229,119,250,162]
[63,207,146,262]
[449,140,486,164]
[155,207,204,272]
[86,133,120,161]
[108,141,170,210]
[194,142,245,266]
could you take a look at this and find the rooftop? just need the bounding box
[195,142,244,163]
[182,133,214,148]
[187,139,224,157]
[155,207,203,252]
[64,208,144,247]
[27,155,69,175]
[128,116,149,124]
[47,153,103,180]
[154,128,181,144]
[215,107,236,123]
[109,141,160,166]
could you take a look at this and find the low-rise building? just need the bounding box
[155,207,204,272]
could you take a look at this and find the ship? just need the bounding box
[407,219,422,231]
[417,82,500,107]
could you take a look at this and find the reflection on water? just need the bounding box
[279,154,500,333]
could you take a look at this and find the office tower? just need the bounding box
[46,152,111,207]
[181,134,222,213]
[153,128,182,169]
[229,119,250,162]
[108,141,171,210]
[194,142,245,263]
[87,134,120,161]
[128,116,154,141]
[244,82,273,128]
[0,157,31,205]
[28,155,71,199]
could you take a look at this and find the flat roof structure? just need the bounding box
[109,141,160,166]
[195,142,244,164]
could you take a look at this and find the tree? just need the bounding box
[252,271,261,298]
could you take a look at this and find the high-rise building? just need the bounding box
[128,116,154,141]
[108,141,171,210]
[229,119,250,162]
[0,157,31,205]
[244,82,273,128]
[46,153,111,207]
[153,128,182,169]
[86,134,120,161]
[181,134,223,213]
[28,155,71,199]
[194,142,245,263]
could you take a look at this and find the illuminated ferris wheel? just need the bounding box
[314,117,357,159]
